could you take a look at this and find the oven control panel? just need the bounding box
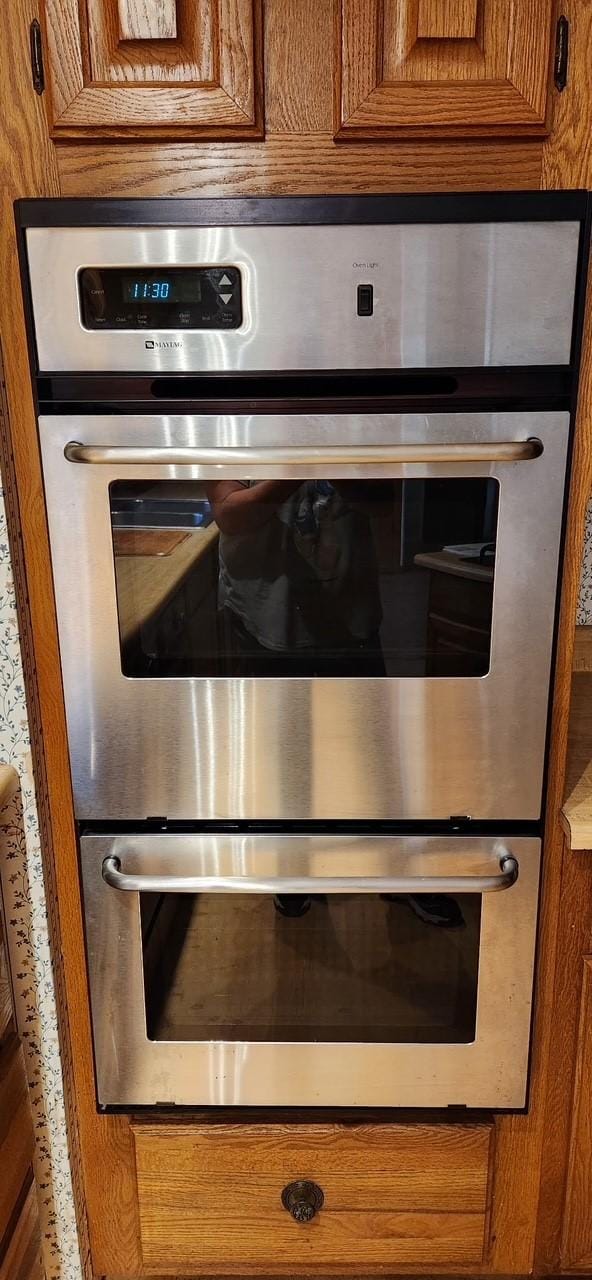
[78,266,242,330]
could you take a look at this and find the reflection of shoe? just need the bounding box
[274,894,311,918]
[384,893,465,928]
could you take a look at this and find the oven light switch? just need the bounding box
[357,284,373,316]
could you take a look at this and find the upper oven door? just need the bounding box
[40,410,568,822]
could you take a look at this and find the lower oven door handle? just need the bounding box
[101,853,519,895]
[64,441,543,466]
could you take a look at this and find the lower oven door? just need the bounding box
[81,831,540,1108]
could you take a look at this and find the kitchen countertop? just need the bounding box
[114,525,219,646]
[414,550,494,583]
[562,671,592,850]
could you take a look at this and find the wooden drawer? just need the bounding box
[132,1121,493,1273]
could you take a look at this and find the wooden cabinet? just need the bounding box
[39,0,555,145]
[337,0,556,139]
[133,1121,493,1272]
[40,0,263,139]
[561,954,592,1271]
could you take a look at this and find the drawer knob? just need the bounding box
[281,1180,324,1223]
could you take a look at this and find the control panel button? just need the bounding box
[357,284,374,316]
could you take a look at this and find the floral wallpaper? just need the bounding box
[0,482,83,1280]
[577,499,592,625]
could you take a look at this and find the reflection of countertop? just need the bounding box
[0,765,18,810]
[115,525,219,646]
[414,550,494,583]
[562,672,592,850]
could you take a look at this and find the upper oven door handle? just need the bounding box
[101,853,519,895]
[64,440,543,467]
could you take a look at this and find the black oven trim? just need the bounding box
[36,365,572,415]
[14,190,589,228]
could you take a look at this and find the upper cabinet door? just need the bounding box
[41,0,263,139]
[337,0,555,139]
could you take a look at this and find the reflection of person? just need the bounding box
[205,478,386,676]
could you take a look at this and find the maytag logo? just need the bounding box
[145,339,183,350]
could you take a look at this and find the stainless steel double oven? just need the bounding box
[18,193,590,1109]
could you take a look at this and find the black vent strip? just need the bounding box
[151,373,458,400]
[37,366,572,413]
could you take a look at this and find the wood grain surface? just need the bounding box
[117,0,178,41]
[0,1042,35,1253]
[134,1122,490,1271]
[56,132,543,196]
[88,0,214,83]
[560,672,592,850]
[40,0,263,137]
[112,528,189,558]
[417,0,478,40]
[114,524,218,643]
[531,833,592,1274]
[573,625,592,672]
[560,954,592,1269]
[0,1182,42,1280]
[264,0,333,131]
[338,0,554,137]
[527,4,592,1272]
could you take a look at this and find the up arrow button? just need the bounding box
[219,274,232,287]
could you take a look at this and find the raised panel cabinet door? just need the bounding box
[560,955,592,1271]
[40,0,263,139]
[337,0,555,139]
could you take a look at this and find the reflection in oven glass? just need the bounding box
[141,892,481,1045]
[110,477,499,679]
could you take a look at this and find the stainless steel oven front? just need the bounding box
[41,408,567,822]
[81,830,540,1108]
[19,194,591,1113]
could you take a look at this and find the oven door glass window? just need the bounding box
[140,891,481,1045]
[110,478,499,679]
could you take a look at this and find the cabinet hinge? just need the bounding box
[554,15,569,92]
[29,19,45,96]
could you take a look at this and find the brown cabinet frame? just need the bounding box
[0,1,591,1276]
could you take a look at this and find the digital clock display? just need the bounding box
[122,276,201,304]
[79,265,242,330]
